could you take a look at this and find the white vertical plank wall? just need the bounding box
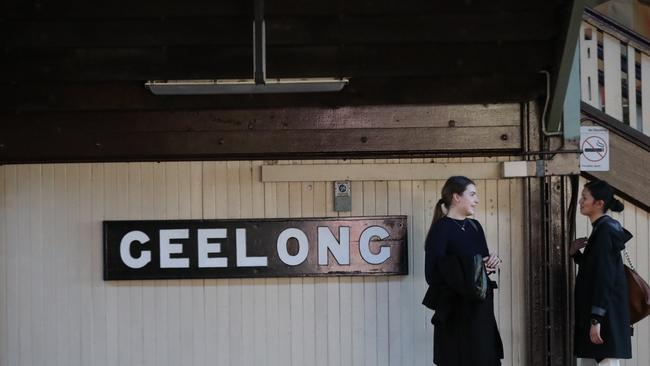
[627,46,637,130]
[642,54,650,135]
[580,22,600,109]
[603,33,623,120]
[0,161,528,366]
[576,178,650,365]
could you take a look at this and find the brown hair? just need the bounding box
[432,176,476,223]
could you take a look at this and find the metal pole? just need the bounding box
[253,0,266,85]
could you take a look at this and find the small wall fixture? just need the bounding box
[145,0,349,95]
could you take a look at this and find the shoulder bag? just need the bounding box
[623,249,650,324]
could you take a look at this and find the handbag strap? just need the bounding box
[624,248,636,272]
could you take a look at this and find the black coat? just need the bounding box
[572,215,632,360]
[423,255,503,366]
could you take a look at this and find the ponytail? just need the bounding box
[609,198,624,213]
[433,199,447,223]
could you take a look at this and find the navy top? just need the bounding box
[424,216,490,285]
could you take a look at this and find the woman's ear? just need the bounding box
[595,199,605,211]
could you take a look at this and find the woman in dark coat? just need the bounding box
[570,180,632,366]
[422,176,503,366]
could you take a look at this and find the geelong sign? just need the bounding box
[103,216,407,280]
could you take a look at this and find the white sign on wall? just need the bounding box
[580,126,610,171]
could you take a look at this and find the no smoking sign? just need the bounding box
[580,126,609,171]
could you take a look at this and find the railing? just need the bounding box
[580,8,650,135]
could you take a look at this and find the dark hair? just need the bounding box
[433,176,476,223]
[584,179,624,213]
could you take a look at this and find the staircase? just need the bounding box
[580,7,650,211]
[578,7,650,365]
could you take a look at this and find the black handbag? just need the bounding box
[471,253,489,301]
[466,220,489,301]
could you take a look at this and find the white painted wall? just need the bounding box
[0,159,526,366]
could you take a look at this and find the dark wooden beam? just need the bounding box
[2,104,522,133]
[3,42,553,82]
[3,0,560,18]
[5,14,558,48]
[0,105,522,163]
[1,75,546,112]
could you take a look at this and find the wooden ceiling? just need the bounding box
[1,0,574,110]
[0,0,578,162]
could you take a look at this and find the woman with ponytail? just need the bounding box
[423,176,503,366]
[570,180,632,366]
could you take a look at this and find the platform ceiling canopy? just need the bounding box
[1,0,581,109]
[0,0,582,162]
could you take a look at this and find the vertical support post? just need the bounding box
[525,175,547,366]
[253,0,266,85]
[524,98,576,366]
[524,100,547,366]
[548,176,572,366]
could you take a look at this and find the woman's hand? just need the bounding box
[483,253,501,273]
[569,237,588,256]
[590,323,604,344]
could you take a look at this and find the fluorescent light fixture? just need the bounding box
[145,77,349,95]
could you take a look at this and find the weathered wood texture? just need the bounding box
[0,104,523,163]
[0,77,546,112]
[0,159,527,366]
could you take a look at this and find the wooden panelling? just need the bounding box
[0,160,527,366]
